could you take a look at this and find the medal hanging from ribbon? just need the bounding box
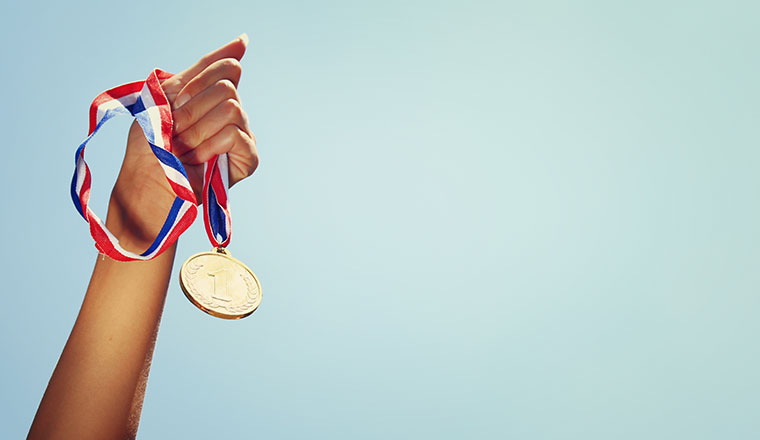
[72,69,262,319]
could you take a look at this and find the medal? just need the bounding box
[179,153,262,319]
[179,248,261,319]
[72,70,261,318]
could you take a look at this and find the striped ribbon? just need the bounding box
[71,69,232,261]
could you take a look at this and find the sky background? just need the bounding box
[1,0,760,438]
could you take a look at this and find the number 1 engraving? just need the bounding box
[208,268,232,302]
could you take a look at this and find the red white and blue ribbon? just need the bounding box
[203,153,232,248]
[71,69,232,261]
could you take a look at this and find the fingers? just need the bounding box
[164,34,258,188]
[174,58,242,109]
[173,79,240,134]
[174,98,249,156]
[179,125,257,176]
[161,34,248,97]
[188,33,247,78]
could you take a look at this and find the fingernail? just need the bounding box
[175,93,190,108]
[239,33,249,46]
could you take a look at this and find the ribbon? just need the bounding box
[203,153,232,248]
[71,69,231,261]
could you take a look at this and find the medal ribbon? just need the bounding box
[203,153,232,248]
[71,69,232,261]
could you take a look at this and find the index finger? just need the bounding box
[163,34,248,93]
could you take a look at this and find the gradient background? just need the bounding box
[2,0,759,438]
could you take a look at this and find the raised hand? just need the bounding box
[163,33,258,192]
[108,35,257,251]
[29,36,260,440]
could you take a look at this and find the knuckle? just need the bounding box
[216,79,237,97]
[247,158,259,176]
[247,151,259,175]
[238,130,258,175]
[223,98,242,118]
[220,58,242,77]
[234,126,248,141]
[223,124,240,141]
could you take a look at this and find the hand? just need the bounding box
[107,35,258,251]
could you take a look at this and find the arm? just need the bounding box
[29,34,257,439]
[28,241,176,439]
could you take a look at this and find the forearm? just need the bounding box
[29,220,175,439]
[30,34,255,439]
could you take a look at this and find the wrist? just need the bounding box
[105,195,163,253]
[105,165,179,254]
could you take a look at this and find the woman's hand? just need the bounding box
[107,34,258,251]
[29,36,259,440]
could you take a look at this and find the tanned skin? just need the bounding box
[28,35,258,440]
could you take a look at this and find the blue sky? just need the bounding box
[2,0,760,438]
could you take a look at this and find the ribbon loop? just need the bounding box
[71,69,230,261]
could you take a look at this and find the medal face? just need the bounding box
[179,250,262,319]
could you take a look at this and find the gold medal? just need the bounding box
[179,248,262,319]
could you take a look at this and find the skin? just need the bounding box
[28,35,258,440]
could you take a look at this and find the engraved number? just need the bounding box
[209,268,232,302]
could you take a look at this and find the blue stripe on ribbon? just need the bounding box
[207,186,228,243]
[71,109,125,219]
[150,144,190,179]
[98,107,132,127]
[139,197,184,257]
[70,153,85,218]
[73,70,201,260]
[134,110,156,145]
[129,96,146,115]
